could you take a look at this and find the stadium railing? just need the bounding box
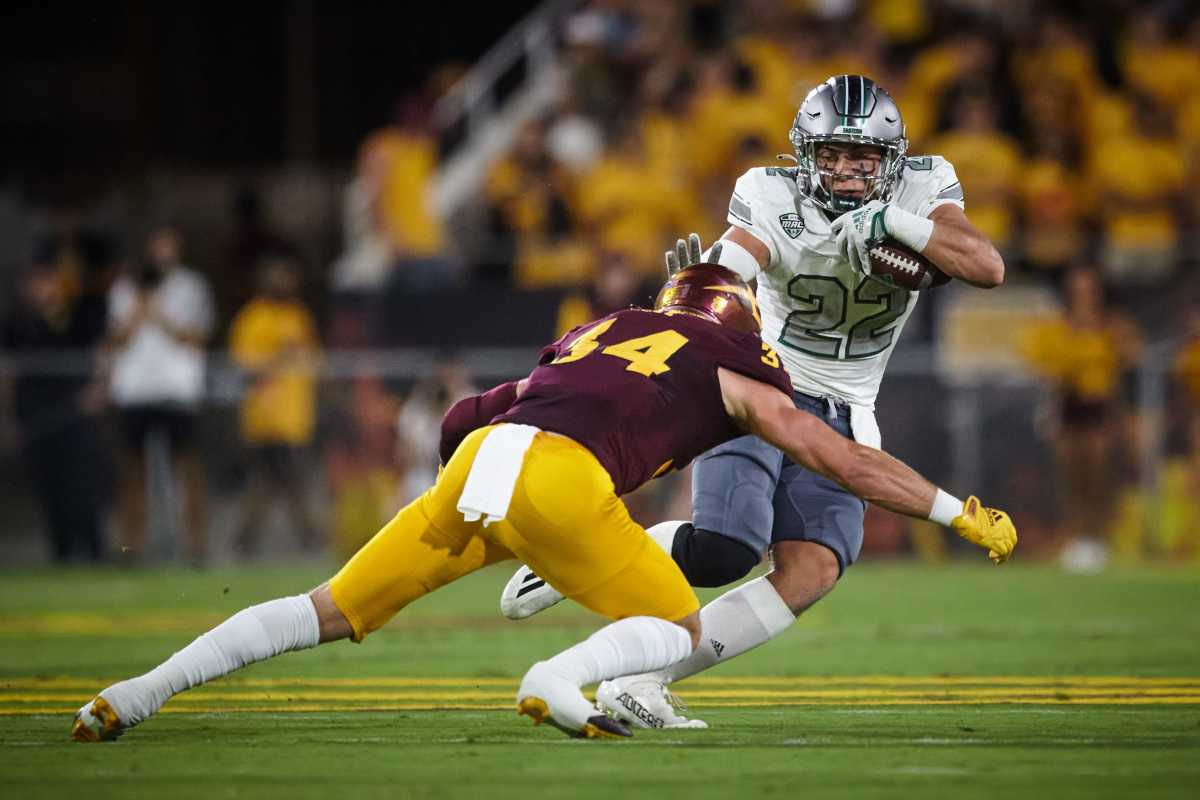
[0,342,1183,566]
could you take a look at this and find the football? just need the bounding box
[867,240,951,291]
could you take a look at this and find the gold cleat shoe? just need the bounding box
[517,696,631,739]
[70,697,125,743]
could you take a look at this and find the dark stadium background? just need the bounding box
[2,2,540,177]
[1,4,1198,797]
[0,0,1196,571]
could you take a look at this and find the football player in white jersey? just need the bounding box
[500,75,1006,728]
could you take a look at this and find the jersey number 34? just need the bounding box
[552,318,689,376]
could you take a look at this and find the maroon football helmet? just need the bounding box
[653,263,762,335]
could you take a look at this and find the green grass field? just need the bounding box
[2,561,1199,799]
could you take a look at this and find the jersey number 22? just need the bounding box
[779,274,910,360]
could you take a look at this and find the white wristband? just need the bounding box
[928,489,963,527]
[884,206,935,253]
[704,237,762,282]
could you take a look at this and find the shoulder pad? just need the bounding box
[763,166,799,180]
[896,154,962,207]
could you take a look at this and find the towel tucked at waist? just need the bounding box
[848,405,881,450]
[457,423,540,527]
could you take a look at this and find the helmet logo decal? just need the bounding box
[654,264,761,334]
[703,284,762,329]
[778,213,805,239]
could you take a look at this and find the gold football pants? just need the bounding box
[329,425,699,641]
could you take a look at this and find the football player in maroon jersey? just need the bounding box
[73,265,1015,743]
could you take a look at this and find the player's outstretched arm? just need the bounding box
[717,367,1016,562]
[718,367,935,518]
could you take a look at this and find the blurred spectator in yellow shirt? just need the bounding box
[228,256,322,557]
[735,9,831,113]
[866,0,930,51]
[929,90,1022,254]
[637,62,699,190]
[904,31,1001,147]
[1011,14,1101,117]
[686,53,782,186]
[575,123,702,276]
[1021,267,1140,559]
[486,121,573,240]
[370,99,445,258]
[1120,12,1200,113]
[1087,94,1185,287]
[483,119,592,288]
[1019,128,1086,275]
[342,97,451,293]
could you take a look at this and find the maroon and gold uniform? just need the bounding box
[330,308,790,641]
[499,309,790,494]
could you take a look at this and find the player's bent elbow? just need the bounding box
[972,243,1005,288]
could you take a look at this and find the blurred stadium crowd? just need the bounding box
[2,0,1199,568]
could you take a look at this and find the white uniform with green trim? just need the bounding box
[724,156,963,443]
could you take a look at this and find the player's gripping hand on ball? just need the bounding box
[830,199,935,276]
[951,496,1018,564]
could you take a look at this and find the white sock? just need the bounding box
[543,616,693,688]
[655,576,794,683]
[101,594,320,726]
[645,520,686,555]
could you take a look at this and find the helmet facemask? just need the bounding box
[790,133,906,215]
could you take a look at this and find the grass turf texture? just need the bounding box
[1,562,1198,798]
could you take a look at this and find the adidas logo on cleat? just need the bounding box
[710,639,725,658]
[615,692,664,729]
[515,573,547,598]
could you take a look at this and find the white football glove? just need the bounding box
[665,233,722,275]
[829,200,891,276]
[830,201,936,276]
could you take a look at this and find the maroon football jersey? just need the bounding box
[496,308,792,496]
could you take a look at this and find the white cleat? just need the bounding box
[500,565,565,620]
[516,662,631,739]
[596,676,709,730]
[70,695,126,742]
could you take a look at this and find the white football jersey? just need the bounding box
[725,156,964,408]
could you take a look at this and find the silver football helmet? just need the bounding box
[788,75,908,215]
